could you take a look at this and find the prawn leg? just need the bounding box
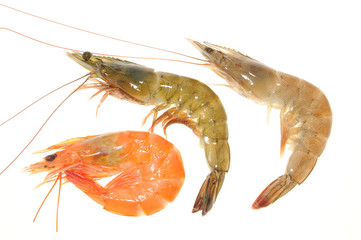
[280,110,289,157]
[151,108,201,137]
[142,103,168,130]
[64,170,107,206]
[65,169,169,216]
[161,113,201,137]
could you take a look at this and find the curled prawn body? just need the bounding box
[26,131,185,216]
[190,40,332,209]
[67,51,230,215]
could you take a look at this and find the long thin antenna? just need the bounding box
[0,3,205,62]
[33,173,61,223]
[0,78,83,127]
[56,173,62,232]
[0,74,90,175]
[1,28,206,66]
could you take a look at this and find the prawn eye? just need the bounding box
[205,47,214,53]
[83,51,92,61]
[45,153,57,162]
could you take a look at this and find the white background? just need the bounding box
[0,0,360,239]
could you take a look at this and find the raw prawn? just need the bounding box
[68,51,230,215]
[25,131,185,217]
[189,40,332,209]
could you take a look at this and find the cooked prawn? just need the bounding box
[189,40,332,209]
[67,51,230,215]
[25,131,185,219]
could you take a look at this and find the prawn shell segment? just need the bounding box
[100,131,185,216]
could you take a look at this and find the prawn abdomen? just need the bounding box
[203,139,230,172]
[152,73,230,215]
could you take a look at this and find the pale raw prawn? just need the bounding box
[68,51,230,215]
[189,40,332,209]
[26,131,185,217]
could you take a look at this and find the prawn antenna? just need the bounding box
[0,74,90,175]
[1,3,206,63]
[1,28,207,66]
[0,77,84,127]
[33,173,62,232]
[56,173,62,232]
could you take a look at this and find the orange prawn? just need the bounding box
[26,131,184,230]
